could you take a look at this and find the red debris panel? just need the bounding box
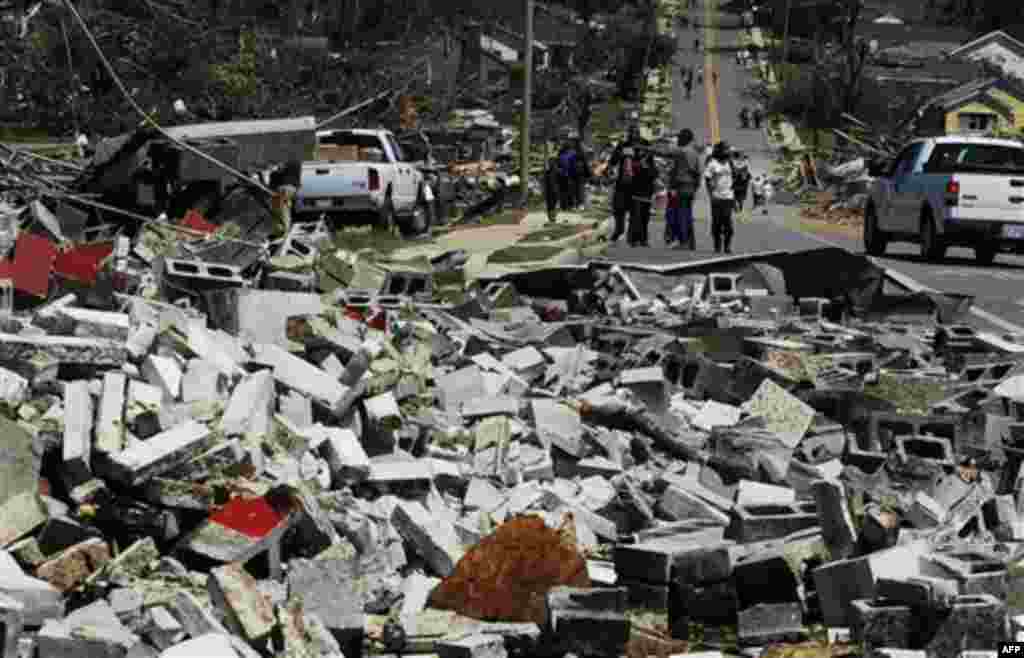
[54,242,114,285]
[0,232,59,298]
[207,496,286,539]
[428,514,591,625]
[179,209,218,234]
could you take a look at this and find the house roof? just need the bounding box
[856,22,972,50]
[865,57,982,83]
[950,29,1024,58]
[922,76,1024,112]
[484,1,581,46]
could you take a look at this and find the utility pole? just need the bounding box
[780,0,792,82]
[520,0,534,206]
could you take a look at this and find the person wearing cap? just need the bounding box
[704,141,736,254]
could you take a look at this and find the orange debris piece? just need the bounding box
[428,514,591,625]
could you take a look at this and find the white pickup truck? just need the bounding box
[293,128,433,233]
[864,136,1024,265]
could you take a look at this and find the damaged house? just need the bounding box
[904,76,1024,137]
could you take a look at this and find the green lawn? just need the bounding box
[487,245,564,264]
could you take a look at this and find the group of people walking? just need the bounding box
[598,124,773,254]
[543,137,591,222]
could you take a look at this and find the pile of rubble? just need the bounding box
[5,123,1024,658]
[798,190,865,228]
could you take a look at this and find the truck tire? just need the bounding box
[376,196,395,233]
[863,204,887,256]
[975,243,997,265]
[919,212,946,262]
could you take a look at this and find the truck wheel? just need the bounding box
[975,243,997,266]
[376,198,395,233]
[410,197,433,235]
[863,204,887,256]
[919,212,946,262]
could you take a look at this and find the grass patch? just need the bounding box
[0,126,55,142]
[487,245,564,264]
[453,209,526,229]
[331,227,410,255]
[517,224,586,243]
[864,374,947,415]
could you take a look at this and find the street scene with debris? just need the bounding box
[4,0,1024,656]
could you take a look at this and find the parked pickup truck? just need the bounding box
[864,136,1024,265]
[293,128,433,233]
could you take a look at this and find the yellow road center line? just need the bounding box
[703,0,720,144]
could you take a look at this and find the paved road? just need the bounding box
[611,0,1024,334]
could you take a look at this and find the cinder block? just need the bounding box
[724,502,818,542]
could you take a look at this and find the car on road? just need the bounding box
[864,136,1024,265]
[294,128,433,234]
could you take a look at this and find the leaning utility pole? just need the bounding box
[780,0,792,82]
[520,0,534,206]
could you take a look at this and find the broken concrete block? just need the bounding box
[207,563,275,648]
[463,396,520,420]
[850,598,914,653]
[364,392,402,428]
[158,633,239,658]
[0,550,64,626]
[531,399,586,458]
[811,479,857,560]
[813,541,929,627]
[96,372,127,455]
[435,633,507,658]
[735,480,795,507]
[0,492,49,547]
[167,591,229,638]
[0,333,127,368]
[142,354,183,401]
[220,369,274,438]
[391,500,463,577]
[922,594,1006,655]
[316,426,370,485]
[691,400,742,432]
[742,379,816,448]
[62,380,94,488]
[724,502,818,542]
[657,485,730,525]
[437,366,486,411]
[923,550,1008,600]
[501,346,547,381]
[285,557,364,647]
[736,602,802,646]
[181,359,224,403]
[101,420,213,486]
[250,343,359,417]
[0,592,24,658]
[180,495,292,566]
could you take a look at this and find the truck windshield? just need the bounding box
[925,143,1024,173]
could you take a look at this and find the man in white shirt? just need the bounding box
[704,141,735,254]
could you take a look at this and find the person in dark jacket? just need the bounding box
[572,138,590,210]
[607,125,647,243]
[557,142,578,210]
[544,156,561,222]
[627,145,657,247]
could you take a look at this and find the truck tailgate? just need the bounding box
[951,172,1024,223]
[297,163,371,202]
